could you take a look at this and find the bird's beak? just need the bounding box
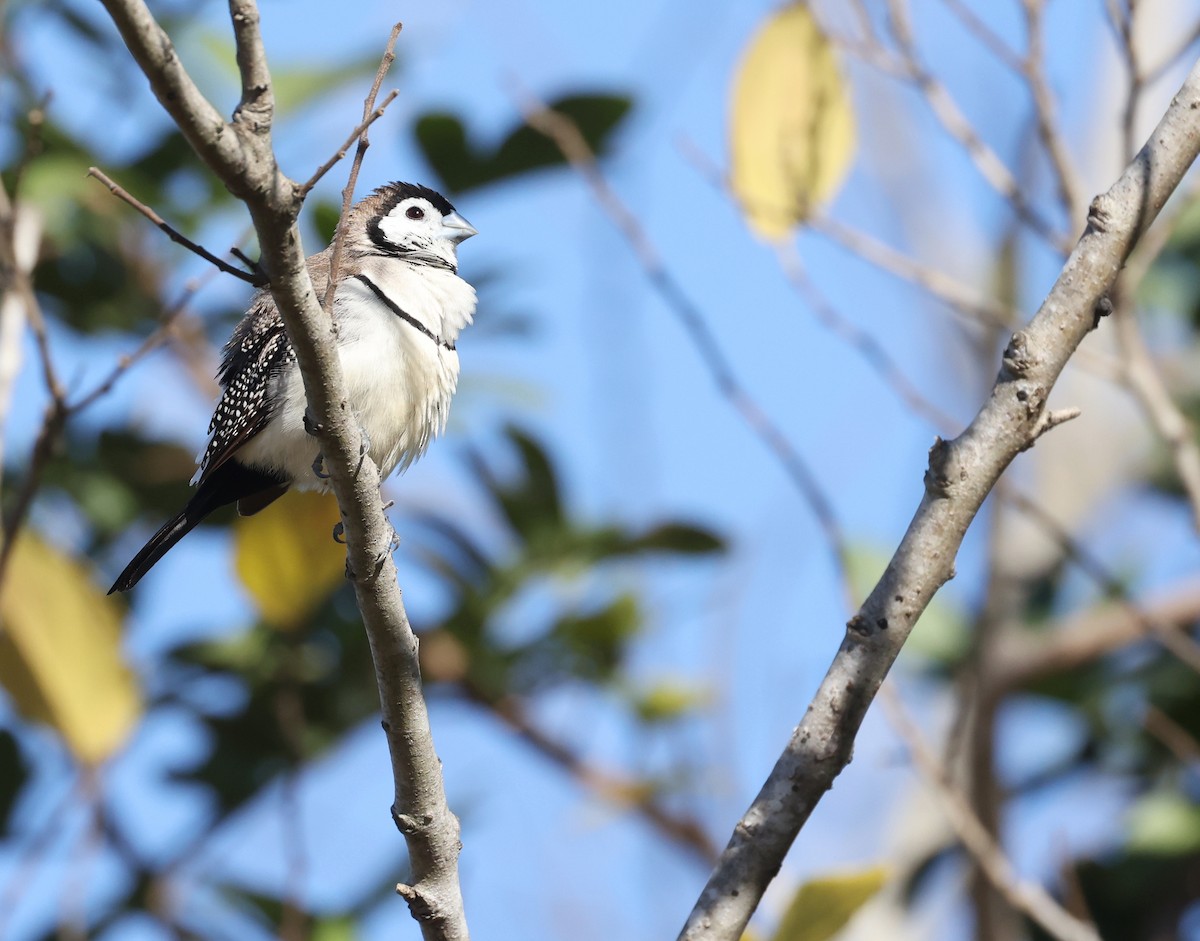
[441,211,478,244]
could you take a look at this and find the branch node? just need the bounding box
[392,808,432,834]
[1092,294,1114,329]
[1087,194,1112,233]
[923,436,953,497]
[395,882,437,920]
[1001,331,1034,377]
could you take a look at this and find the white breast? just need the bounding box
[236,263,476,487]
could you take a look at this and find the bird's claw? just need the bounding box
[303,407,323,437]
[332,521,346,544]
[312,452,330,479]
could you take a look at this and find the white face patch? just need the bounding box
[377,200,433,247]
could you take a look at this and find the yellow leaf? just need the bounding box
[729,4,856,240]
[234,491,347,629]
[770,865,889,941]
[0,533,140,764]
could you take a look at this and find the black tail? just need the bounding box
[109,461,287,594]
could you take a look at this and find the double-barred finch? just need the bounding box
[110,182,478,593]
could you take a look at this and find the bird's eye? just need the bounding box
[405,205,425,220]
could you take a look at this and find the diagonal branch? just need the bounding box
[883,686,1101,941]
[678,56,1200,941]
[87,167,265,285]
[517,92,854,611]
[97,2,467,937]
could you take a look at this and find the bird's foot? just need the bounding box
[312,452,330,479]
[303,407,323,437]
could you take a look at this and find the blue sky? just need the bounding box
[5,0,1200,939]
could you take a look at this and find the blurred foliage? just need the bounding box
[234,490,347,630]
[768,866,888,941]
[411,426,722,700]
[415,92,632,195]
[0,533,140,764]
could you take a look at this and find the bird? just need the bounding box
[109,181,477,593]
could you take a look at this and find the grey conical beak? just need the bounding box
[442,211,478,244]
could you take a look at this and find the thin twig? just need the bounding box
[1003,491,1200,677]
[937,0,1024,73]
[812,215,1018,329]
[458,678,719,866]
[673,135,1020,332]
[1111,303,1200,532]
[322,21,402,315]
[774,243,959,430]
[1143,19,1200,86]
[517,90,854,610]
[68,278,202,415]
[86,167,265,285]
[994,577,1200,691]
[880,0,1071,253]
[1105,0,1143,163]
[299,88,399,196]
[1021,0,1086,224]
[882,687,1103,941]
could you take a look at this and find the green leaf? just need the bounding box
[631,680,709,724]
[628,523,724,555]
[1126,791,1200,855]
[415,93,632,194]
[770,866,888,941]
[312,916,359,941]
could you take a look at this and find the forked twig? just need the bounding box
[322,22,403,315]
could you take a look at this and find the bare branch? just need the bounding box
[678,56,1200,941]
[880,0,1071,253]
[883,688,1102,941]
[518,91,855,610]
[992,577,1200,690]
[1003,488,1200,676]
[1021,0,1086,224]
[937,0,1025,73]
[322,21,403,315]
[456,678,720,866]
[1112,304,1200,531]
[87,167,266,285]
[298,87,399,196]
[774,242,959,430]
[98,2,467,936]
[812,215,1018,329]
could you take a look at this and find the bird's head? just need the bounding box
[348,181,477,271]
